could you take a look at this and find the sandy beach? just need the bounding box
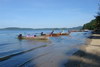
[65,34,100,67]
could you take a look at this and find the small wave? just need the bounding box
[18,52,50,67]
[0,43,12,46]
[0,45,47,62]
[0,34,6,35]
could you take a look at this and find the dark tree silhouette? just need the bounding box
[95,3,100,33]
[83,2,100,33]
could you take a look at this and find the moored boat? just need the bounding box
[50,33,60,37]
[18,36,49,40]
[41,33,69,37]
[60,33,69,35]
[41,33,60,37]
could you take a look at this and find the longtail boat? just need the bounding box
[18,36,49,40]
[60,33,69,36]
[43,33,69,37]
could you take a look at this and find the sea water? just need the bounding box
[0,30,91,67]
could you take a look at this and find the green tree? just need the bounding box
[95,3,100,33]
[82,19,96,30]
[83,2,100,32]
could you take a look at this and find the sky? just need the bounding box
[0,0,99,28]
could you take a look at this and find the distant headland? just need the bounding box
[0,26,82,30]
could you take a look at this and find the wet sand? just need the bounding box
[65,34,100,67]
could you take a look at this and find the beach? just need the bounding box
[65,34,100,67]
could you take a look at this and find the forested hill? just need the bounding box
[82,19,96,30]
[0,27,82,30]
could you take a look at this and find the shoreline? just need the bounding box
[65,34,100,67]
[64,43,88,67]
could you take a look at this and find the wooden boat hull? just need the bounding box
[42,33,69,37]
[50,33,69,36]
[41,33,70,37]
[18,36,49,40]
[50,34,60,37]
[41,34,60,37]
[60,33,69,36]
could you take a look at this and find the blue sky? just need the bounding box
[0,0,99,28]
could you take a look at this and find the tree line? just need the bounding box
[83,4,100,32]
[82,19,96,30]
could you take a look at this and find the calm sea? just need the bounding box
[0,30,91,67]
